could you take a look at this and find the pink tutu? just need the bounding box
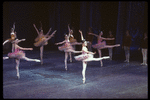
[74,54,93,61]
[92,41,106,49]
[8,49,25,59]
[58,42,74,52]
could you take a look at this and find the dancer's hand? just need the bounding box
[88,33,92,35]
[33,24,35,27]
[55,43,58,45]
[79,30,82,33]
[21,39,26,41]
[29,48,33,50]
[138,48,140,50]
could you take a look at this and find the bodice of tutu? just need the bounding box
[97,36,103,44]
[58,39,74,51]
[82,46,88,54]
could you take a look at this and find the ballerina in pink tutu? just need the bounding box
[68,24,82,62]
[74,30,110,84]
[55,33,82,70]
[33,22,56,65]
[3,39,40,79]
[89,31,120,67]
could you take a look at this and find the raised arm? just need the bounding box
[88,33,98,37]
[45,27,52,36]
[33,24,40,35]
[13,22,15,30]
[79,30,84,41]
[47,30,57,40]
[68,24,71,34]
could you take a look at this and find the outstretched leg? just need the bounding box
[3,57,9,60]
[98,49,103,67]
[105,44,120,49]
[15,59,20,79]
[84,56,110,62]
[65,52,68,70]
[22,56,40,62]
[40,46,44,65]
[82,61,87,84]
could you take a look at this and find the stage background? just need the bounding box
[3,1,147,58]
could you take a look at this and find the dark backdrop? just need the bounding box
[3,1,147,58]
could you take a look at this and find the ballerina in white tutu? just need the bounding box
[74,30,110,84]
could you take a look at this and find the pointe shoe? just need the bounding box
[17,75,20,79]
[141,63,145,65]
[102,56,110,59]
[124,60,127,62]
[41,60,43,65]
[35,59,41,62]
[65,66,67,70]
[70,59,72,63]
[83,79,86,84]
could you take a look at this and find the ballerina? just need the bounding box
[3,22,17,52]
[33,22,57,65]
[75,30,110,84]
[89,31,120,66]
[68,24,82,62]
[3,39,40,79]
[55,34,82,70]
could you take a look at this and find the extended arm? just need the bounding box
[17,39,26,43]
[88,33,98,37]
[33,24,40,35]
[16,45,33,51]
[101,37,115,40]
[55,40,66,45]
[3,39,11,45]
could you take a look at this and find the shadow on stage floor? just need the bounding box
[3,50,148,99]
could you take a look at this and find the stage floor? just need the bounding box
[3,50,148,99]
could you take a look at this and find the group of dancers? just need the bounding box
[3,22,147,83]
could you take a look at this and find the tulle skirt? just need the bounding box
[74,53,93,61]
[8,49,25,59]
[58,42,74,52]
[92,41,106,49]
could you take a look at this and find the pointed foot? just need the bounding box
[65,66,67,71]
[17,75,20,80]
